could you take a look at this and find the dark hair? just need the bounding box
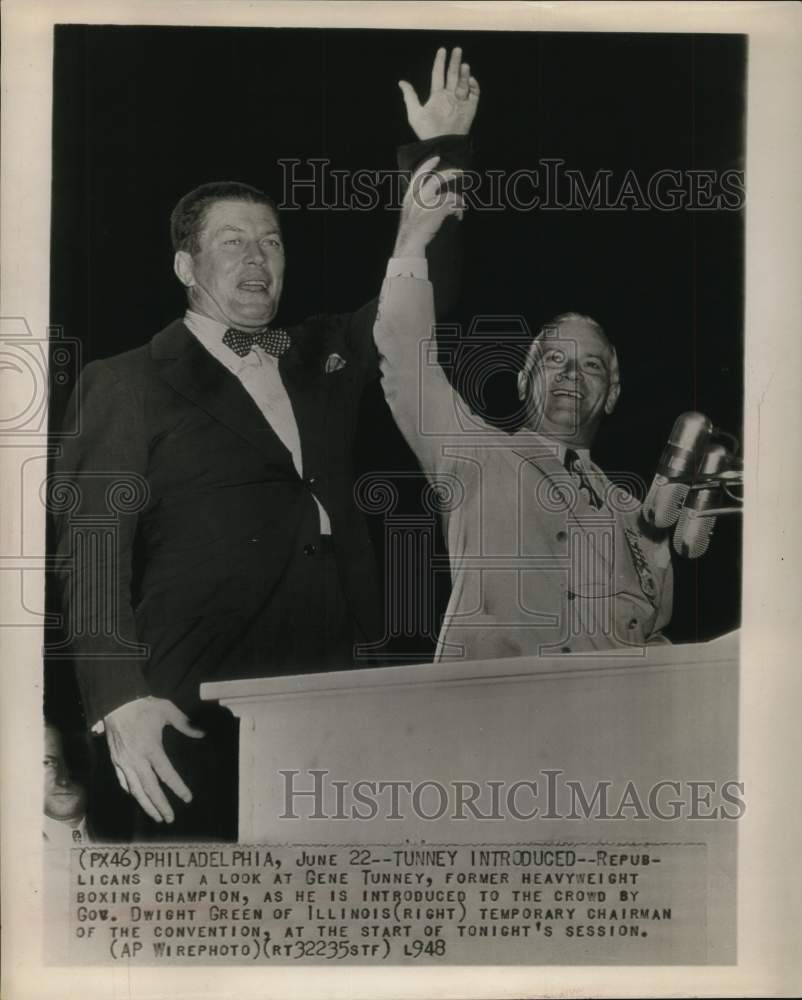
[170,181,279,255]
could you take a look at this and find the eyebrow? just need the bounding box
[214,224,282,237]
[543,345,607,360]
[583,354,611,370]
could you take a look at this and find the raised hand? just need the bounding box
[103,696,205,823]
[393,155,465,258]
[399,46,480,141]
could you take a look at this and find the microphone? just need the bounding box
[642,412,712,528]
[673,441,732,558]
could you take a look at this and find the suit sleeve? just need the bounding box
[52,360,152,725]
[373,275,473,480]
[344,135,472,387]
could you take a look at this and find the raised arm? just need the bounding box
[345,47,479,383]
[399,45,479,319]
[373,157,472,477]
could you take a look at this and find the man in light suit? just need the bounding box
[373,160,673,663]
[52,49,480,840]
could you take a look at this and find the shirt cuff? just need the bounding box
[386,257,428,281]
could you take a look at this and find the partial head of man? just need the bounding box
[517,312,621,448]
[171,181,285,331]
[44,724,87,825]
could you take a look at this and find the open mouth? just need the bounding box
[552,388,582,398]
[238,279,269,292]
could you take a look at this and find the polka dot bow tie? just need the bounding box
[222,326,291,359]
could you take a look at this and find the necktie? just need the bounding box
[223,326,291,358]
[564,448,604,510]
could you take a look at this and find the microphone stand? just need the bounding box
[681,469,743,518]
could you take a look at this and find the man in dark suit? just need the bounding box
[52,47,479,840]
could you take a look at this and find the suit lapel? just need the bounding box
[511,435,602,523]
[511,432,657,602]
[154,321,297,470]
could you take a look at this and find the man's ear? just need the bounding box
[604,382,621,415]
[174,251,195,288]
[516,368,529,402]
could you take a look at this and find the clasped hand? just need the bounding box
[394,155,466,257]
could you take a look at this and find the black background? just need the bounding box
[47,25,745,731]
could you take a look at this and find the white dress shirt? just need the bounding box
[184,310,331,534]
[43,814,89,846]
[386,257,429,281]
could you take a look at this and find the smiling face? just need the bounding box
[44,726,86,823]
[517,315,620,447]
[174,199,285,329]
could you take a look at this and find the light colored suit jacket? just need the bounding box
[374,275,673,663]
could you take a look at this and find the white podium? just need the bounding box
[202,635,738,962]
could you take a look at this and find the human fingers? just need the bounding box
[430,46,446,93]
[412,154,441,181]
[166,703,206,739]
[123,762,168,823]
[113,763,130,795]
[455,62,470,100]
[446,46,462,91]
[134,759,176,824]
[151,746,193,804]
[416,167,464,201]
[162,702,206,744]
[398,80,422,118]
[408,156,443,200]
[443,190,466,220]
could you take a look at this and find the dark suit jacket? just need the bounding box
[52,136,470,725]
